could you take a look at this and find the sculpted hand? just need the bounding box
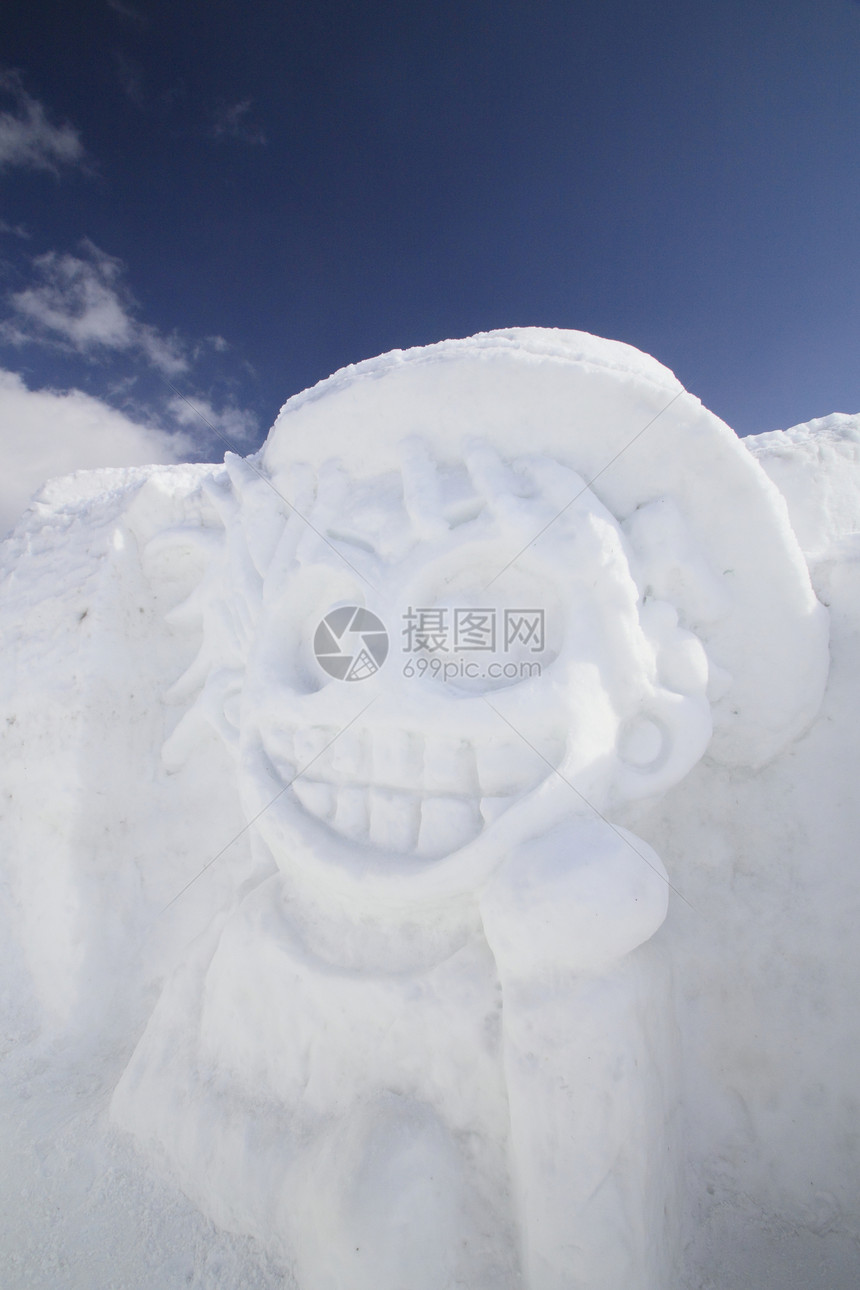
[479,815,670,982]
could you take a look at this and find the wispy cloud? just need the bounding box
[0,219,30,239]
[166,391,258,446]
[0,70,86,174]
[6,239,188,375]
[212,98,266,146]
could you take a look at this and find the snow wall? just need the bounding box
[1,328,858,1289]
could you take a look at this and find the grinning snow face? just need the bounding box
[184,438,714,915]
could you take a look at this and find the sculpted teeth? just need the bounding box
[416,796,482,858]
[294,725,336,771]
[279,723,558,851]
[329,727,369,779]
[333,786,369,841]
[422,738,478,795]
[372,728,422,788]
[275,725,559,795]
[291,780,483,856]
[293,778,336,821]
[474,736,563,796]
[368,787,420,851]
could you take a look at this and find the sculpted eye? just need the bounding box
[393,550,564,692]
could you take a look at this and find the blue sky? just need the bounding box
[1,0,859,527]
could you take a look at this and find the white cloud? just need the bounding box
[7,240,188,375]
[166,392,258,446]
[0,368,192,536]
[0,70,85,174]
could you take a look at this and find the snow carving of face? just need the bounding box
[164,438,713,925]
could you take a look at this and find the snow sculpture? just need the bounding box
[108,330,828,1290]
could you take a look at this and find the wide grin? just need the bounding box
[263,723,566,859]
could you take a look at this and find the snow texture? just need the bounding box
[0,328,856,1289]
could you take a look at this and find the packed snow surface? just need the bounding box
[0,329,857,1288]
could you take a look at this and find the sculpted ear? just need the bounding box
[612,689,713,805]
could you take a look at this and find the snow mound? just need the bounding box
[1,329,857,1290]
[746,412,860,558]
